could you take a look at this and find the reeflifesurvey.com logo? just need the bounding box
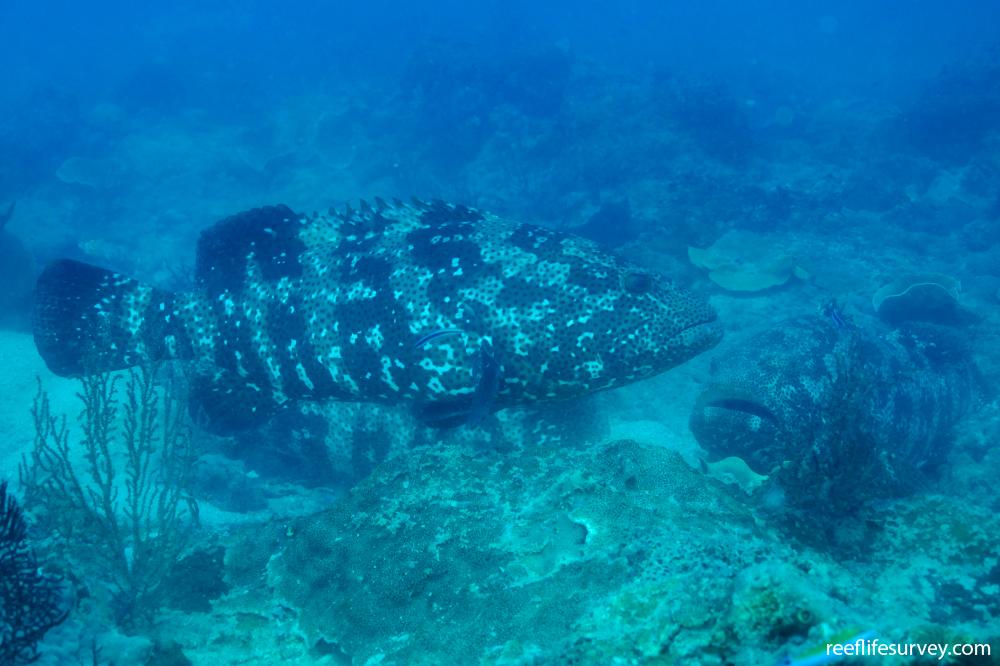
[825,635,991,661]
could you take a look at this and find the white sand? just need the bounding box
[0,330,79,486]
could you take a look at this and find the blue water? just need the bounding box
[2,2,1000,664]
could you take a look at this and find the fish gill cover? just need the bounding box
[1,1,1000,664]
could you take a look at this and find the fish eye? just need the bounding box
[623,272,652,294]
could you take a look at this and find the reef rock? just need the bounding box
[262,440,793,664]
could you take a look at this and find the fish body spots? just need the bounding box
[170,200,719,419]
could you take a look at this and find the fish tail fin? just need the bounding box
[33,259,190,376]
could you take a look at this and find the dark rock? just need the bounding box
[190,455,268,513]
[162,547,231,614]
[898,55,1000,164]
[144,640,191,666]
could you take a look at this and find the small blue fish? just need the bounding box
[820,299,849,330]
[414,328,465,349]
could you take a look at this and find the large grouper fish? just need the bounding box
[33,199,721,431]
[689,313,981,514]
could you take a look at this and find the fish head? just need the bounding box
[616,270,724,372]
[586,266,724,382]
[490,226,722,398]
[688,317,839,472]
[689,385,786,474]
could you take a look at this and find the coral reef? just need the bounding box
[261,440,799,664]
[54,156,130,190]
[191,435,1000,665]
[4,11,1000,664]
[899,52,1000,164]
[662,79,755,164]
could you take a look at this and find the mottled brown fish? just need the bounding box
[33,200,721,430]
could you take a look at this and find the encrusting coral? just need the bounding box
[688,230,809,292]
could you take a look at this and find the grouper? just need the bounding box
[33,200,721,431]
[689,313,980,513]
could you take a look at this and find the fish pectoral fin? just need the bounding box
[188,371,282,435]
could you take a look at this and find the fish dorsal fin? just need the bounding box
[195,204,305,295]
[410,199,486,228]
[328,201,380,230]
[323,198,485,237]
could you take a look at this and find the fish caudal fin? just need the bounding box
[33,259,188,377]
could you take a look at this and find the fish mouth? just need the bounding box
[689,387,784,466]
[674,316,724,350]
[655,317,722,370]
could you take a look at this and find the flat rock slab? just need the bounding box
[177,436,1000,665]
[263,439,785,664]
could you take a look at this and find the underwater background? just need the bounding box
[2,1,1000,664]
